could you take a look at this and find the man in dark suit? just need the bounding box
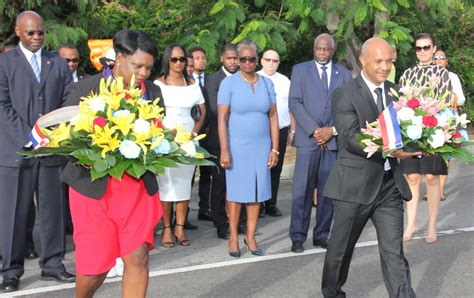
[321,37,418,297]
[58,44,88,82]
[0,11,75,292]
[289,34,352,253]
[204,43,239,239]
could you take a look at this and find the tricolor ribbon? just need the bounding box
[28,123,50,149]
[378,102,403,152]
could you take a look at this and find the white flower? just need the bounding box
[435,113,448,127]
[88,96,106,112]
[428,129,445,149]
[397,107,415,122]
[455,113,471,128]
[180,141,196,157]
[133,118,151,135]
[119,139,141,159]
[113,110,130,118]
[406,124,423,140]
[412,115,423,126]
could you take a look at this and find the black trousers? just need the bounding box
[207,148,228,229]
[0,163,66,279]
[321,173,415,298]
[263,127,289,207]
[198,138,212,214]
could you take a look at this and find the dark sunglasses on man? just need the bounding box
[169,56,187,63]
[415,45,432,52]
[66,58,80,63]
[239,56,257,64]
[26,31,45,37]
[433,55,446,60]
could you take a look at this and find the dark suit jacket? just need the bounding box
[324,75,411,205]
[289,61,352,150]
[204,69,227,150]
[0,46,73,167]
[76,70,89,81]
[61,73,164,199]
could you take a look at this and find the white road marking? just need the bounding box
[2,226,473,297]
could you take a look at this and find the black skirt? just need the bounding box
[399,154,448,175]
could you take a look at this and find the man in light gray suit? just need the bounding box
[0,11,75,292]
[289,34,352,253]
[322,37,418,298]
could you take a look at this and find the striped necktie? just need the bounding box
[30,53,41,83]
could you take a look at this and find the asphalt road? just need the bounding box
[1,158,473,297]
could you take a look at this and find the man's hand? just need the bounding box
[313,127,333,145]
[390,148,423,160]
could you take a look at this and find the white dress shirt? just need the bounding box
[193,72,205,86]
[222,66,233,77]
[361,72,391,171]
[19,42,42,71]
[257,70,291,128]
[314,60,332,88]
[72,70,78,83]
[449,71,465,106]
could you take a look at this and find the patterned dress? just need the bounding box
[399,62,453,175]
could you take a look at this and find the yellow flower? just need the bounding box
[90,124,119,157]
[108,108,136,136]
[73,113,95,133]
[98,135,120,158]
[195,152,205,159]
[150,132,165,150]
[174,126,192,144]
[47,122,71,147]
[102,93,122,110]
[138,103,164,120]
[132,132,151,155]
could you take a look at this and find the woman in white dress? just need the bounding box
[154,44,206,247]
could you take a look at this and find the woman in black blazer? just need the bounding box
[62,29,164,298]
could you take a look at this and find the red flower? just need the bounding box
[422,115,438,127]
[152,118,164,129]
[453,130,463,146]
[406,98,421,109]
[125,92,132,100]
[93,116,107,129]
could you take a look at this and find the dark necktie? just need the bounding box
[374,87,384,113]
[198,75,203,87]
[321,65,328,95]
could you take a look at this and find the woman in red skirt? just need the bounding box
[62,29,164,297]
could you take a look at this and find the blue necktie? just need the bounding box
[30,54,41,83]
[321,65,328,95]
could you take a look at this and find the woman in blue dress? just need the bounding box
[218,40,280,257]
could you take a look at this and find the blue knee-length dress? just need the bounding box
[217,71,276,203]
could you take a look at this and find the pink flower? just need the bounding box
[406,98,421,109]
[361,121,382,139]
[422,115,438,127]
[361,139,380,158]
[452,130,463,147]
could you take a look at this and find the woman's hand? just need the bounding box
[268,150,279,169]
[220,150,232,169]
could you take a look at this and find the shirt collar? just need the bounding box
[19,42,42,61]
[361,71,384,93]
[314,60,332,69]
[221,66,232,77]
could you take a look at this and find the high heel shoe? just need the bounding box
[174,224,190,246]
[243,238,264,256]
[160,225,174,248]
[228,250,241,258]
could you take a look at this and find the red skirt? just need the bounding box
[69,174,162,275]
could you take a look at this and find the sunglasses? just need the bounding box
[26,31,45,37]
[433,55,447,60]
[263,58,279,63]
[415,45,432,52]
[169,56,187,63]
[66,58,80,63]
[239,56,257,64]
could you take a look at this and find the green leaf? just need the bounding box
[126,161,146,178]
[254,0,266,8]
[371,0,388,12]
[71,149,101,163]
[108,160,131,180]
[90,167,108,181]
[353,3,368,26]
[249,32,266,50]
[106,154,116,167]
[397,0,410,8]
[93,159,109,173]
[210,2,225,15]
[155,157,179,168]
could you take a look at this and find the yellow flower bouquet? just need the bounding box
[20,76,214,181]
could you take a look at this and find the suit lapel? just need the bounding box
[384,81,395,106]
[14,47,40,87]
[39,52,53,91]
[328,63,341,100]
[309,61,324,92]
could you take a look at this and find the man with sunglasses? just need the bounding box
[0,11,74,292]
[257,50,294,218]
[58,44,88,83]
[289,33,352,253]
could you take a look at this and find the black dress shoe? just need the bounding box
[197,211,212,221]
[183,220,199,230]
[1,277,20,292]
[216,226,229,239]
[40,271,76,283]
[24,248,38,260]
[265,205,283,217]
[313,238,328,249]
[291,241,304,253]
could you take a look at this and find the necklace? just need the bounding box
[167,75,186,86]
[240,72,258,84]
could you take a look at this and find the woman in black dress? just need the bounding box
[399,33,452,244]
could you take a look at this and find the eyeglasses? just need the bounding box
[26,31,45,37]
[415,45,432,52]
[263,58,279,63]
[66,58,80,63]
[239,56,257,64]
[169,56,187,63]
[433,55,447,60]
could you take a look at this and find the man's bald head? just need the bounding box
[359,37,393,85]
[15,11,45,53]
